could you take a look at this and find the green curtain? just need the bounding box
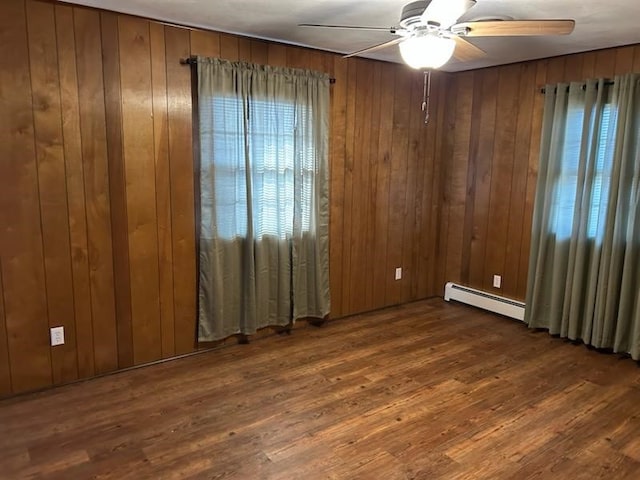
[196,58,331,341]
[525,74,640,359]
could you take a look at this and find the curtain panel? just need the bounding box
[525,74,640,358]
[196,58,331,342]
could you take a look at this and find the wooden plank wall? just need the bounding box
[437,44,640,301]
[0,0,445,395]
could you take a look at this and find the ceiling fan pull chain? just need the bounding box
[422,69,432,125]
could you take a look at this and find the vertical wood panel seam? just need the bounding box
[75,6,98,371]
[505,65,533,295]
[479,71,502,289]
[501,66,524,282]
[25,0,54,385]
[441,80,457,286]
[70,6,95,374]
[107,13,133,365]
[148,19,165,356]
[54,3,80,363]
[0,262,13,391]
[168,26,178,348]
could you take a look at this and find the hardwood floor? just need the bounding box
[1,298,640,479]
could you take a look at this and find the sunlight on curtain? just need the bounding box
[525,74,640,358]
[197,58,330,341]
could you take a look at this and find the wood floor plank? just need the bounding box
[2,298,640,479]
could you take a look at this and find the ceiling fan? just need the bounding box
[300,0,575,70]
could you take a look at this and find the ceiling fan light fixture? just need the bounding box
[399,34,456,69]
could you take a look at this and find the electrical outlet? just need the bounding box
[395,267,402,280]
[50,326,65,346]
[493,275,502,289]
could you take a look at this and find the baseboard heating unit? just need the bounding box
[444,282,525,321]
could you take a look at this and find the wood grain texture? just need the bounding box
[219,33,239,61]
[614,46,635,75]
[434,76,458,295]
[416,73,441,298]
[328,55,348,318]
[0,0,52,393]
[26,0,78,385]
[482,64,519,294]
[364,62,383,308]
[370,65,395,311]
[118,16,162,365]
[517,60,549,298]
[2,299,640,479]
[461,70,490,287]
[339,58,357,313]
[55,3,95,379]
[150,22,176,360]
[267,43,287,67]
[634,45,640,71]
[384,65,412,306]
[189,29,220,58]
[440,45,639,301]
[165,26,197,355]
[250,39,269,65]
[503,62,536,299]
[74,8,119,374]
[2,0,638,395]
[101,11,134,370]
[444,72,474,287]
[347,59,373,314]
[0,264,10,395]
[401,72,422,304]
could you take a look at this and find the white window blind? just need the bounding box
[552,102,617,240]
[200,95,315,240]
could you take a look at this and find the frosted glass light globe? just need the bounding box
[399,34,456,69]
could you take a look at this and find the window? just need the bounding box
[200,95,315,241]
[551,101,617,240]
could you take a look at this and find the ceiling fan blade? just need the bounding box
[452,36,486,62]
[421,0,476,29]
[454,19,575,37]
[298,23,394,32]
[343,37,404,59]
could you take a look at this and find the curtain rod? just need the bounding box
[540,80,615,94]
[180,57,336,84]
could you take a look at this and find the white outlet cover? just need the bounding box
[395,267,402,280]
[50,326,65,346]
[493,275,502,289]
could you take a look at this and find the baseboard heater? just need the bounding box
[444,282,525,321]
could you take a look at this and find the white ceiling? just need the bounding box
[63,0,640,72]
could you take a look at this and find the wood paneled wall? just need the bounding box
[0,0,446,395]
[437,45,640,301]
[2,0,638,396]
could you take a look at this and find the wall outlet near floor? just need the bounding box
[493,275,502,289]
[50,326,65,346]
[395,267,402,280]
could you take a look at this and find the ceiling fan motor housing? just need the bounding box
[400,1,431,27]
